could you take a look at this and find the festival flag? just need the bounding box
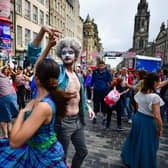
[80,50,87,59]
[91,51,98,59]
[127,52,136,56]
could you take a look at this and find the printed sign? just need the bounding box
[0,21,11,66]
[0,22,11,39]
[136,59,161,72]
[0,39,11,49]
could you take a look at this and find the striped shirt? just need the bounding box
[0,72,16,98]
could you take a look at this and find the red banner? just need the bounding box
[126,52,136,56]
[155,50,163,59]
[81,50,86,56]
[80,50,87,59]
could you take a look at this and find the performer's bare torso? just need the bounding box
[65,70,81,116]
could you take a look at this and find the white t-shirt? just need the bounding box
[134,91,164,117]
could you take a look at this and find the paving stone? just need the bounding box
[1,108,168,168]
[67,111,168,168]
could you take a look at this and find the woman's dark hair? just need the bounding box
[35,59,75,118]
[138,69,148,80]
[141,72,160,93]
[1,66,9,76]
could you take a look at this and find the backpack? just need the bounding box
[85,75,92,87]
[104,87,129,105]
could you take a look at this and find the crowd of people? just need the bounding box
[0,26,167,168]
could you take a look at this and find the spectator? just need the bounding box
[0,67,18,139]
[85,68,92,102]
[121,72,163,168]
[0,58,72,167]
[91,60,112,125]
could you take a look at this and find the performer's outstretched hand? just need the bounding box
[87,104,95,120]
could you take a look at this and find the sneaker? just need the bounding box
[92,117,96,124]
[128,119,132,124]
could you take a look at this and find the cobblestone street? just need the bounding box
[67,110,168,168]
[1,109,168,168]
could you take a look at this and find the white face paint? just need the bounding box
[61,47,75,61]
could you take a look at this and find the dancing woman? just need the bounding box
[121,72,163,168]
[0,34,75,167]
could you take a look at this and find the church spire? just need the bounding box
[85,14,91,23]
[132,0,150,54]
[138,0,149,15]
[140,0,146,2]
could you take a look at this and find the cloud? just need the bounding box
[79,0,168,51]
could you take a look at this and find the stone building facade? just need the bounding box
[10,0,49,65]
[9,0,83,65]
[155,23,168,67]
[83,14,102,67]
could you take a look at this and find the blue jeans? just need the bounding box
[125,97,132,119]
[121,97,132,119]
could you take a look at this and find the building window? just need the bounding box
[50,14,53,25]
[45,0,49,8]
[16,0,22,14]
[39,0,44,5]
[46,14,49,25]
[58,2,60,12]
[57,18,59,28]
[33,5,38,23]
[25,28,30,47]
[25,0,31,20]
[139,39,144,49]
[40,10,44,25]
[17,25,22,46]
[10,11,13,22]
[33,32,38,40]
[54,16,56,27]
[55,0,57,9]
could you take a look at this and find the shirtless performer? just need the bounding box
[28,27,95,168]
[55,37,94,168]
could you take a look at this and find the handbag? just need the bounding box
[104,87,129,105]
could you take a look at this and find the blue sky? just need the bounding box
[79,0,168,52]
